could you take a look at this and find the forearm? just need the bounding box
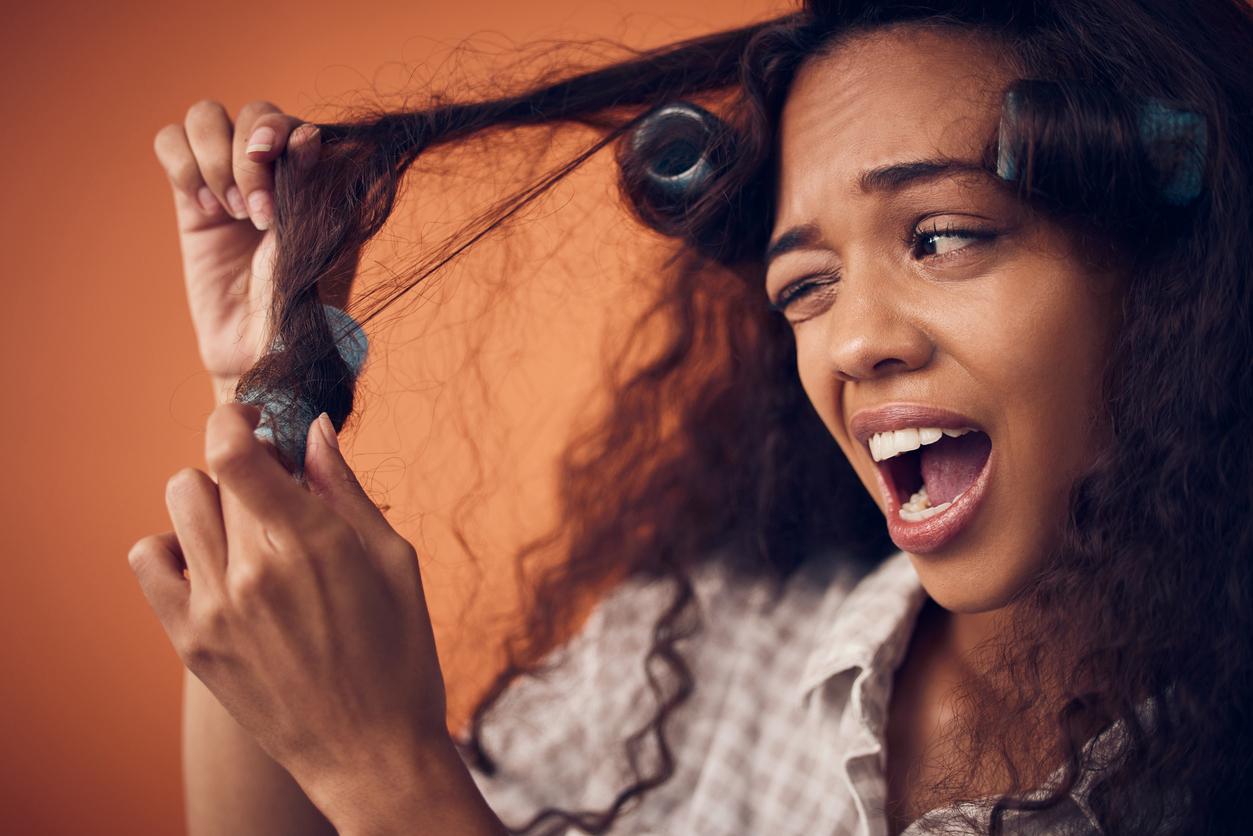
[184,669,338,836]
[185,669,507,836]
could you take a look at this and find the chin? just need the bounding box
[905,538,1049,615]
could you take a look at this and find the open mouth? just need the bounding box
[872,427,993,521]
[850,406,997,554]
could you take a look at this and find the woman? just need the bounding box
[133,0,1253,834]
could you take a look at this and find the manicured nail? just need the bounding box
[247,190,272,231]
[317,413,340,451]
[225,184,248,219]
[245,126,275,155]
[197,186,222,215]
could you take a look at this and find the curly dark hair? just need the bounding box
[239,0,1253,833]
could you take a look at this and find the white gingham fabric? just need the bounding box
[469,551,1102,835]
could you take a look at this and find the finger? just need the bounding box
[166,468,229,589]
[232,102,304,232]
[304,414,408,564]
[288,123,323,172]
[129,532,192,634]
[205,403,316,534]
[153,123,227,219]
[184,99,248,220]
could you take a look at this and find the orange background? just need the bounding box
[0,0,785,833]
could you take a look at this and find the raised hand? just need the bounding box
[154,102,327,395]
[129,406,506,835]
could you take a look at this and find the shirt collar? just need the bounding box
[797,550,926,705]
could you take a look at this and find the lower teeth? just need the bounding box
[898,484,957,522]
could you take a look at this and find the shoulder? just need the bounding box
[466,550,883,828]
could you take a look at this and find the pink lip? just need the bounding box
[848,403,995,555]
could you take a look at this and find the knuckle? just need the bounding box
[176,630,214,671]
[167,157,201,190]
[374,534,420,577]
[153,123,184,154]
[385,536,418,566]
[180,605,226,665]
[192,600,230,638]
[237,100,280,121]
[166,469,215,515]
[165,467,203,502]
[185,98,227,124]
[204,432,252,479]
[127,538,155,573]
[228,559,280,604]
[198,156,235,188]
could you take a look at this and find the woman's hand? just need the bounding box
[129,405,505,835]
[154,102,340,397]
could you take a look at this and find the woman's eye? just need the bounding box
[769,275,838,315]
[912,225,996,258]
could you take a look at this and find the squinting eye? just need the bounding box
[912,225,996,258]
[768,274,840,318]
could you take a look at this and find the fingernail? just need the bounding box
[245,126,275,155]
[247,190,272,231]
[225,184,248,219]
[197,186,222,215]
[317,413,340,451]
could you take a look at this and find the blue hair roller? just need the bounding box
[1137,99,1207,206]
[997,89,1207,206]
[995,90,1026,183]
[323,305,370,374]
[242,305,369,476]
[632,103,724,200]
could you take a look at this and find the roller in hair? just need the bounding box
[996,81,1208,217]
[619,101,741,249]
[238,305,369,479]
[631,103,729,205]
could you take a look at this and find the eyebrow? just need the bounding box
[765,158,991,267]
[764,223,822,267]
[858,159,986,192]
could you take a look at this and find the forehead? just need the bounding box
[775,27,1013,218]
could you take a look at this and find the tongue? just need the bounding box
[919,432,992,506]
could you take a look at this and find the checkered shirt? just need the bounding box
[468,551,1102,835]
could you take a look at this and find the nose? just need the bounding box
[822,272,933,382]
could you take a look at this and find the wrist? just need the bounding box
[309,735,506,836]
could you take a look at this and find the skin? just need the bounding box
[767,28,1121,830]
[135,24,1120,836]
[142,104,507,835]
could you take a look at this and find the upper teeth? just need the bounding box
[869,427,972,462]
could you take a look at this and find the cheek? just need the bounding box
[952,257,1115,428]
[956,273,1116,546]
[997,293,1111,429]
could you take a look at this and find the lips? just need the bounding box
[850,405,995,554]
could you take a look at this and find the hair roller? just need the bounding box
[237,305,369,480]
[996,80,1208,228]
[619,102,739,245]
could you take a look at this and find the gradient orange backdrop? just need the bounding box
[0,0,786,833]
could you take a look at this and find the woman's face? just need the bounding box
[768,27,1121,614]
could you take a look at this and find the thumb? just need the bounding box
[303,413,395,545]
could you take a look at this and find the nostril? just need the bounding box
[872,357,913,374]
